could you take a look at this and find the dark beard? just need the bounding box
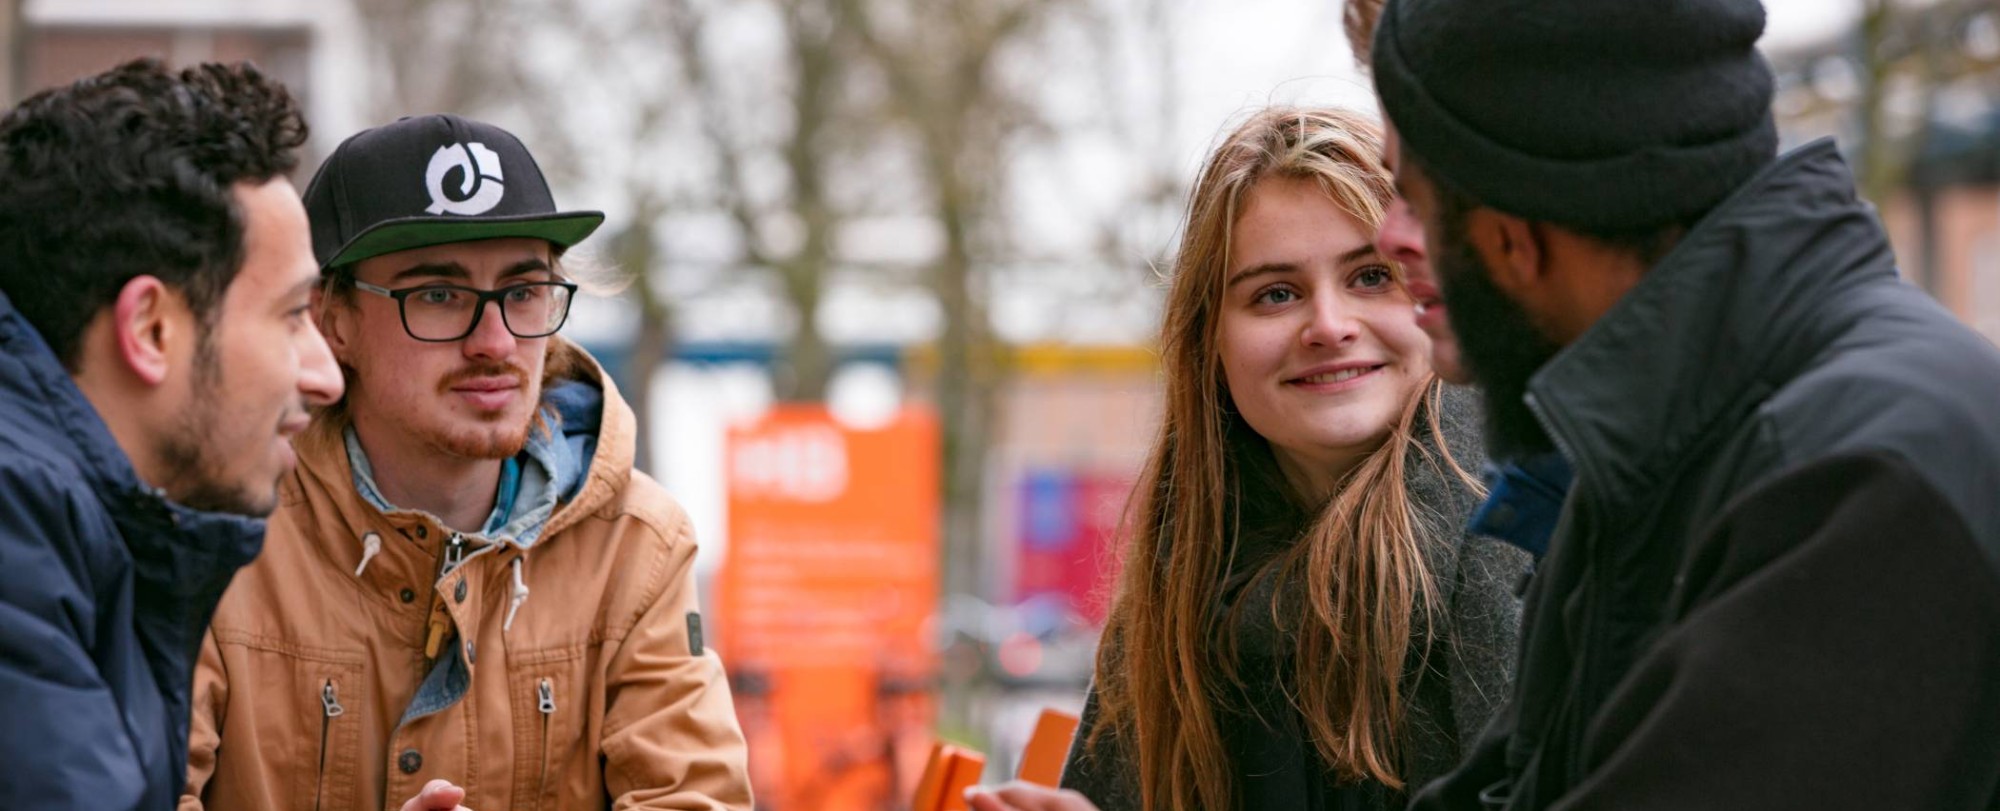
[157,334,279,517]
[1433,234,1563,461]
[165,453,280,517]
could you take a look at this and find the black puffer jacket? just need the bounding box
[1062,385,1530,810]
[1413,140,2000,810]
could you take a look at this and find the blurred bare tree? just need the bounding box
[348,0,541,120]
[1815,0,2000,204]
[641,0,1140,640]
[657,0,857,404]
[840,0,1049,617]
[1853,0,1920,206]
[533,0,689,474]
[1072,0,1185,310]
[1774,0,2000,293]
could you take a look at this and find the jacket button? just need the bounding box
[398,748,422,774]
[399,588,416,604]
[415,525,428,540]
[454,579,467,603]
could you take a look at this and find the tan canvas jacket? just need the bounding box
[182,340,751,811]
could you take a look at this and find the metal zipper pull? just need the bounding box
[316,679,342,811]
[321,680,345,718]
[535,677,558,806]
[443,532,467,573]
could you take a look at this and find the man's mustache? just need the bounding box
[436,362,530,394]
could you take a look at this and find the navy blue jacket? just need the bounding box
[0,290,264,810]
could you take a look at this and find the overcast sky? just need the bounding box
[1168,0,1858,168]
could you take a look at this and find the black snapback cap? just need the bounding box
[303,114,604,269]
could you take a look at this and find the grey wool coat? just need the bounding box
[1059,385,1529,810]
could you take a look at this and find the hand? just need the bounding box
[964,782,1099,811]
[398,779,473,811]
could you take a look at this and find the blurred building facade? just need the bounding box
[1771,0,2000,341]
[11,0,368,169]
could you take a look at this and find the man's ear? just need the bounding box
[1464,208,1546,300]
[313,286,353,363]
[108,275,181,387]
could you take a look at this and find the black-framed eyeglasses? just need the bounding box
[353,280,578,342]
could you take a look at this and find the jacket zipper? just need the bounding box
[1523,391,1608,790]
[537,677,557,809]
[424,531,471,661]
[316,679,345,811]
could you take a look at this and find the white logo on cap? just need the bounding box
[424,142,505,215]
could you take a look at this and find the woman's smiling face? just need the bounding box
[1217,175,1432,496]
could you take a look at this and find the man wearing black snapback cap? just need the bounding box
[1365,0,2000,808]
[182,114,752,811]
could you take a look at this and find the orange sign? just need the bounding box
[717,405,941,810]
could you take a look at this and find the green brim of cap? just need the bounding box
[322,211,606,269]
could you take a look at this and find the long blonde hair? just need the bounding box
[1091,107,1472,810]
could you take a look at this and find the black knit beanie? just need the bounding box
[1370,0,1779,232]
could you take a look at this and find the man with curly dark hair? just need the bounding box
[0,58,343,809]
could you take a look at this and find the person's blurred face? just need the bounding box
[1386,131,1563,459]
[1217,176,1431,492]
[157,178,343,514]
[1377,122,1469,384]
[329,238,555,461]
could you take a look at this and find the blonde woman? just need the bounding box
[976,108,1528,811]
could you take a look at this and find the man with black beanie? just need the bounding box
[1371,0,2000,808]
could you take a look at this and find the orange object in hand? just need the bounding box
[1016,708,1081,787]
[912,741,987,811]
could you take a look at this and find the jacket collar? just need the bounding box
[1524,139,1896,507]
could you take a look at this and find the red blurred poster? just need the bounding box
[1014,469,1126,627]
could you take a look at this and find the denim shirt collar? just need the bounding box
[343,383,594,547]
[1467,453,1575,561]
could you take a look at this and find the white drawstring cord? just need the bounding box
[504,555,531,631]
[354,531,382,577]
